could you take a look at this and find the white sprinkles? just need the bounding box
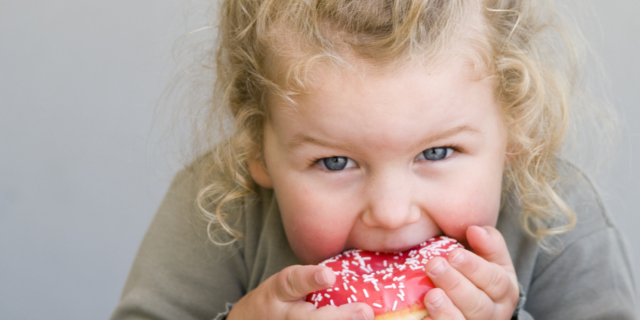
[306,237,462,313]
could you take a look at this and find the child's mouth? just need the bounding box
[352,235,446,254]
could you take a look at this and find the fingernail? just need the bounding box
[428,260,446,277]
[449,250,465,266]
[353,310,368,320]
[478,226,489,235]
[428,292,444,308]
[315,270,328,286]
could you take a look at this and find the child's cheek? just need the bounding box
[276,185,356,264]
[281,211,353,264]
[432,185,501,243]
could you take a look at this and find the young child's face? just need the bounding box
[250,56,508,264]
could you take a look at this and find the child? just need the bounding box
[112,0,638,319]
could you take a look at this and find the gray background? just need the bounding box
[1,1,638,319]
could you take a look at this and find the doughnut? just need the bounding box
[305,236,463,320]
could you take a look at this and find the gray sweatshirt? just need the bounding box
[111,162,639,319]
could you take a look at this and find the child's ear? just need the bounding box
[248,160,273,189]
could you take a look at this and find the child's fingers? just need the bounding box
[230,266,372,320]
[270,265,335,302]
[465,226,514,270]
[425,257,494,319]
[423,288,465,320]
[447,248,518,302]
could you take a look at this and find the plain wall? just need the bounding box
[1,1,638,319]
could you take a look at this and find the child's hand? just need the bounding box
[227,265,374,320]
[423,226,519,320]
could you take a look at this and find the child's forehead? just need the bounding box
[261,4,491,97]
[264,53,494,126]
[265,41,491,104]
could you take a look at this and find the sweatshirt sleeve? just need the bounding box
[499,161,639,320]
[110,168,249,320]
[523,226,638,319]
[519,163,639,319]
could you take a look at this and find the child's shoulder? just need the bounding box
[531,159,631,274]
[500,159,613,247]
[499,158,626,276]
[554,159,614,241]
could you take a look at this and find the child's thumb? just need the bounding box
[465,226,513,268]
[270,265,335,302]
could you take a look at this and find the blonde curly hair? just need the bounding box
[184,0,602,247]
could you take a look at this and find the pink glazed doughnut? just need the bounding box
[306,236,463,320]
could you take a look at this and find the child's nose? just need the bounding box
[361,170,421,230]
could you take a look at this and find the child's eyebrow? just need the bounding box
[286,125,481,152]
[286,134,357,152]
[408,125,481,150]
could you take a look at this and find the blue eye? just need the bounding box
[419,147,453,161]
[320,157,353,171]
